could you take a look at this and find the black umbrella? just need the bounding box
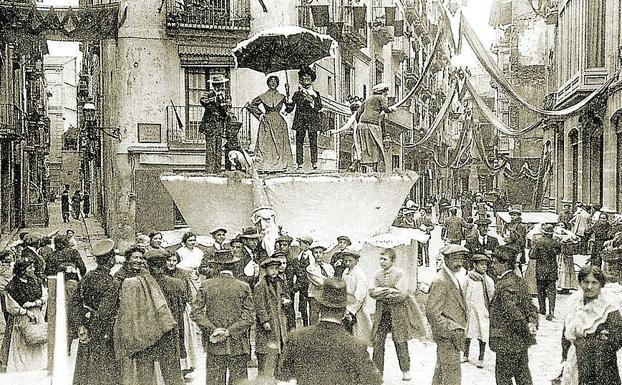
[232,26,337,75]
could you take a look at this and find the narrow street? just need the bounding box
[2,209,613,385]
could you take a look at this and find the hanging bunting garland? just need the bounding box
[460,14,614,117]
[404,81,457,148]
[465,78,544,136]
[473,128,508,172]
[391,27,444,109]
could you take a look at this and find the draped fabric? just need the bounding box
[404,81,457,147]
[474,128,508,172]
[465,79,544,136]
[461,13,614,117]
[391,28,444,109]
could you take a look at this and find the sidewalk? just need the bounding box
[0,202,107,263]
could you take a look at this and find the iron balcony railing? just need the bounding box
[0,103,24,140]
[166,0,251,30]
[166,105,252,148]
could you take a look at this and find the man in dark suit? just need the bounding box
[191,249,255,385]
[21,233,46,282]
[529,224,561,320]
[199,74,229,173]
[442,207,473,245]
[426,244,469,385]
[504,207,527,271]
[465,218,500,270]
[71,239,121,385]
[489,245,539,385]
[416,206,435,266]
[280,278,382,385]
[289,67,323,170]
[275,234,297,330]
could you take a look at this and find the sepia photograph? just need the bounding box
[0,0,622,384]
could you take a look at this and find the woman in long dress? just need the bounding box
[246,75,294,172]
[165,252,198,378]
[560,265,622,385]
[555,223,580,292]
[4,258,47,372]
[341,250,372,345]
[175,231,204,293]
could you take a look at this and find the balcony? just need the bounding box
[405,58,420,80]
[555,67,608,108]
[166,105,251,150]
[404,0,422,24]
[298,5,367,50]
[391,36,409,62]
[165,0,251,35]
[0,104,24,140]
[370,7,393,46]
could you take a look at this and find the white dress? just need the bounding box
[462,272,495,343]
[342,265,373,346]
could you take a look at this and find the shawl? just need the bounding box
[113,274,176,359]
[561,288,621,385]
[467,271,493,310]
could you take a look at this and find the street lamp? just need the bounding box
[81,102,120,140]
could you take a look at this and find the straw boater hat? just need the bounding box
[297,235,313,246]
[372,83,389,93]
[310,244,327,252]
[509,206,522,215]
[208,74,229,84]
[210,227,227,235]
[314,278,347,308]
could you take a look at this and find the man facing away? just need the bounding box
[279,277,382,385]
[489,245,539,385]
[191,249,255,385]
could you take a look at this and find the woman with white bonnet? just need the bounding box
[354,83,396,172]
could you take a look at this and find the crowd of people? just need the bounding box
[60,184,91,223]
[2,195,622,385]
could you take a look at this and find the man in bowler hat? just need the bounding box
[289,67,323,170]
[191,249,255,385]
[280,278,382,385]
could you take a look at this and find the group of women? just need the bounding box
[247,73,394,173]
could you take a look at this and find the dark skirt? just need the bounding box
[73,338,121,385]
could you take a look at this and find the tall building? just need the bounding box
[74,0,456,241]
[0,2,51,232]
[543,0,622,214]
[488,0,553,210]
[44,56,79,194]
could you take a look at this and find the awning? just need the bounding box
[178,45,235,67]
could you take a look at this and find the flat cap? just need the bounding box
[336,235,352,245]
[440,244,470,256]
[276,235,294,244]
[472,253,490,262]
[91,239,115,257]
[144,249,170,261]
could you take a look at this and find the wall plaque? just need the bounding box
[138,123,161,143]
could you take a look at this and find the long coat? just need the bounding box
[462,272,495,342]
[280,321,382,385]
[342,264,372,345]
[190,272,255,356]
[370,266,427,343]
[489,272,538,354]
[70,266,121,385]
[291,89,323,132]
[442,215,471,242]
[253,276,288,354]
[425,268,468,347]
[530,235,561,281]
